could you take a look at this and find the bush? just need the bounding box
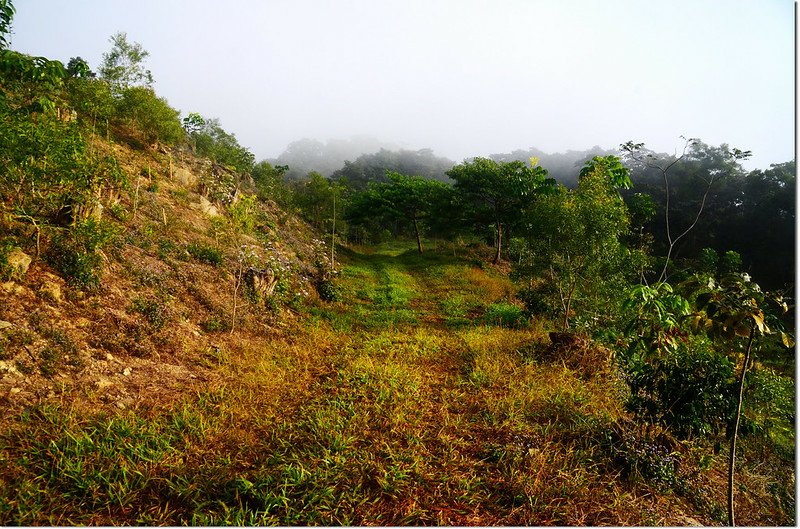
[65,77,115,127]
[229,194,258,234]
[742,367,795,444]
[316,278,341,302]
[190,118,254,174]
[46,218,118,290]
[0,240,18,280]
[114,86,184,145]
[482,302,528,328]
[619,339,736,439]
[516,284,557,318]
[187,242,223,266]
[130,297,170,330]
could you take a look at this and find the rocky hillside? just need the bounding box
[0,138,329,415]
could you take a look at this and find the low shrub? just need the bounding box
[619,338,737,439]
[46,219,118,290]
[482,302,528,328]
[187,242,223,266]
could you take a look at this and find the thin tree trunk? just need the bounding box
[230,261,244,335]
[563,282,577,331]
[330,191,336,266]
[728,325,756,527]
[493,221,502,264]
[413,216,423,254]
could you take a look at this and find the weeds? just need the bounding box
[186,242,223,266]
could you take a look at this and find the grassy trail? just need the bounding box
[0,243,754,525]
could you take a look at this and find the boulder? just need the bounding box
[39,281,62,303]
[6,249,31,279]
[1,281,24,295]
[174,167,199,188]
[190,196,220,217]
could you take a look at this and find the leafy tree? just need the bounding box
[294,171,336,230]
[331,148,454,191]
[448,157,555,264]
[490,145,620,188]
[348,171,451,254]
[515,162,631,330]
[98,32,153,92]
[579,155,632,189]
[65,75,115,131]
[690,273,791,527]
[66,56,94,78]
[0,48,67,114]
[189,117,255,174]
[182,112,205,135]
[252,161,291,206]
[728,162,795,288]
[621,138,750,282]
[0,0,13,49]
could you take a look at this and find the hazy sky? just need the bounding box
[9,0,795,170]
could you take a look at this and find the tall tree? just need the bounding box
[516,160,632,330]
[447,157,554,263]
[98,32,153,92]
[621,138,750,282]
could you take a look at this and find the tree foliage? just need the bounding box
[331,148,454,190]
[515,163,632,330]
[0,0,13,49]
[98,32,153,92]
[448,157,555,263]
[114,86,184,145]
[348,171,451,254]
[188,116,255,174]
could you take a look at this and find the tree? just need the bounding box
[621,138,750,282]
[331,148,454,190]
[690,273,791,527]
[66,56,94,78]
[348,171,451,254]
[99,32,153,92]
[252,161,291,206]
[294,171,336,230]
[0,0,14,49]
[447,157,555,263]
[189,117,255,174]
[516,161,631,330]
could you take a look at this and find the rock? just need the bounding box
[122,367,131,376]
[105,353,114,361]
[676,515,703,526]
[96,377,113,390]
[6,249,31,278]
[0,320,12,330]
[174,167,199,188]
[0,361,20,376]
[190,196,220,217]
[115,401,126,409]
[39,281,62,303]
[9,387,21,394]
[1,281,24,295]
